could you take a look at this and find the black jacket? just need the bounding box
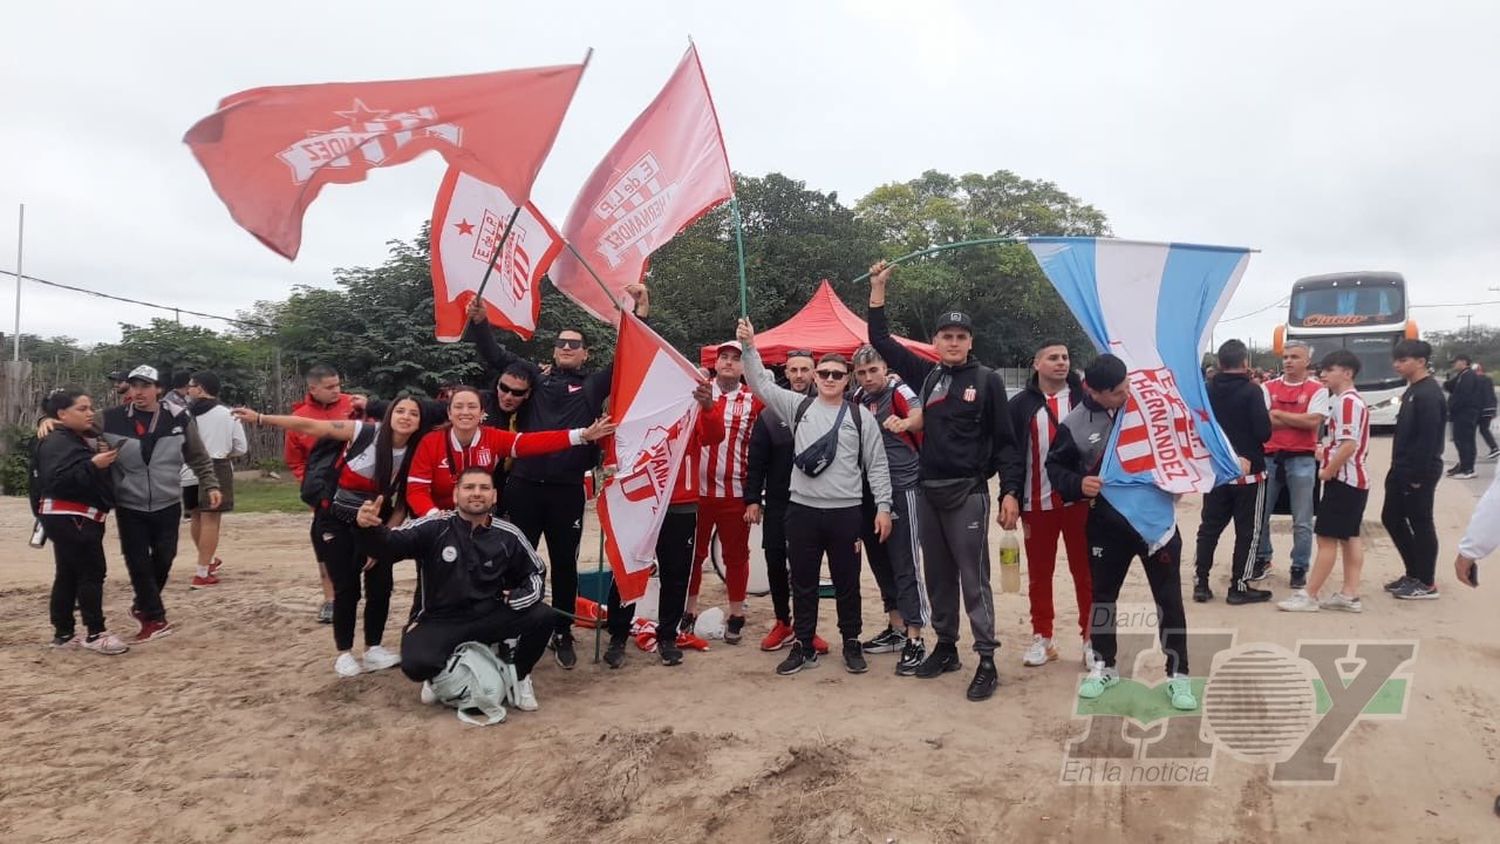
[744,406,794,507]
[358,512,545,620]
[1481,374,1498,415]
[1008,369,1085,479]
[1444,367,1487,415]
[33,428,114,515]
[1206,371,1272,476]
[468,320,611,484]
[868,305,1023,499]
[1393,376,1448,483]
[1044,393,1136,536]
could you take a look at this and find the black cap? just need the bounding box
[107,370,130,383]
[935,310,973,333]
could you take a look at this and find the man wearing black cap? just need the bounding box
[867,261,1024,702]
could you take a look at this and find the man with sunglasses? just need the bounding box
[466,286,649,669]
[867,260,1024,702]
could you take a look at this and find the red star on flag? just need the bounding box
[454,218,475,236]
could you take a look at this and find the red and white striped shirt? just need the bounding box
[1025,387,1076,512]
[698,384,762,500]
[1322,388,1370,490]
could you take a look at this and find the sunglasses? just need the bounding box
[554,338,585,350]
[815,369,849,381]
[496,383,530,396]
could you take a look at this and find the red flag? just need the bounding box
[597,313,704,603]
[550,45,733,324]
[430,167,562,342]
[184,61,587,260]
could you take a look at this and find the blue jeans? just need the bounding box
[1256,453,1317,574]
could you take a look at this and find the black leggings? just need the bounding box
[313,516,393,652]
[607,508,697,641]
[400,602,553,682]
[45,515,108,638]
[504,478,585,635]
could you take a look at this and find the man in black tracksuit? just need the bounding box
[1477,366,1499,458]
[466,288,648,668]
[868,261,1024,702]
[1384,340,1448,599]
[1444,354,1487,477]
[1193,340,1273,605]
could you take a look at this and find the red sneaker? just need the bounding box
[190,574,220,589]
[760,621,795,652]
[812,635,830,655]
[208,557,223,575]
[132,619,174,644]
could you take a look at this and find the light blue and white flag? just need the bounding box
[1028,237,1251,551]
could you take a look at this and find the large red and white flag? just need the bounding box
[183,61,587,260]
[430,167,562,342]
[550,45,733,324]
[597,313,704,603]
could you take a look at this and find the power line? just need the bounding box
[1218,296,1289,323]
[1409,300,1500,309]
[0,268,270,329]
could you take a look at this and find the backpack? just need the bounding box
[298,426,378,508]
[429,641,518,727]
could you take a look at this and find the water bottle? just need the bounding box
[999,529,1021,594]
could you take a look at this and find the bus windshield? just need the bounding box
[1289,285,1405,327]
[1298,333,1403,388]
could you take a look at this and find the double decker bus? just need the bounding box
[1273,271,1415,427]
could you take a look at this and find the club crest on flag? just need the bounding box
[276,100,461,184]
[1114,364,1213,491]
[616,419,689,511]
[593,153,678,269]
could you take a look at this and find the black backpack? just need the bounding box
[299,427,377,508]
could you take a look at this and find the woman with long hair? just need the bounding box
[34,388,129,655]
[235,396,430,677]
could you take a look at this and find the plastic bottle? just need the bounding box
[999,529,1022,594]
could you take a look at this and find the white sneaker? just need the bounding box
[80,632,129,656]
[1320,592,1363,613]
[1022,634,1058,667]
[420,681,438,705]
[513,675,538,712]
[1081,639,1095,669]
[334,652,363,677]
[363,645,400,672]
[1277,590,1320,613]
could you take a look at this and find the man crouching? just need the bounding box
[355,466,552,712]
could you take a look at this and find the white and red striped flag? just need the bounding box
[429,167,562,341]
[550,44,733,324]
[597,312,705,603]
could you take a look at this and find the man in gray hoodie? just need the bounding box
[737,318,893,676]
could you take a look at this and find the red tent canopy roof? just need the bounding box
[700,279,939,367]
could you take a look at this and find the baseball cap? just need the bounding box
[126,365,160,385]
[106,370,131,383]
[715,340,744,356]
[935,311,974,333]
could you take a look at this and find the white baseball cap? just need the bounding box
[126,365,160,385]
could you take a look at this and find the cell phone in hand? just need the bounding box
[1472,562,1480,586]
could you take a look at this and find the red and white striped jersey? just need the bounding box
[1322,388,1370,490]
[1025,387,1076,512]
[698,384,762,499]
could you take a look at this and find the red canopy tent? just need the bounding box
[700,280,939,367]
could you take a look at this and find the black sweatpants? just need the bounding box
[45,515,108,638]
[504,478,585,636]
[399,601,553,682]
[1088,511,1189,676]
[862,488,926,629]
[1193,483,1266,590]
[785,503,863,647]
[607,508,698,643]
[763,500,791,624]
[116,505,181,622]
[1380,472,1439,585]
[313,515,394,652]
[1481,413,1499,453]
[1452,411,1479,473]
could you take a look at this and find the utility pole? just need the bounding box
[1461,314,1474,338]
[12,204,22,362]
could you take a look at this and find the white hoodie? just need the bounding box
[180,403,248,486]
[1458,471,1500,560]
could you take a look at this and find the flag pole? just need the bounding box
[472,205,523,302]
[562,240,627,314]
[730,195,749,317]
[847,236,1026,286]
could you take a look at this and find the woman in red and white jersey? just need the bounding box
[405,386,614,517]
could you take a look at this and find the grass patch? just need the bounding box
[231,478,307,514]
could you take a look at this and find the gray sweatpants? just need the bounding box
[917,490,997,656]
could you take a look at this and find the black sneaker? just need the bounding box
[552,633,578,670]
[914,643,962,679]
[1452,470,1478,480]
[1192,579,1213,603]
[1392,580,1440,600]
[1226,585,1274,605]
[603,636,627,669]
[843,639,869,674]
[1384,575,1413,593]
[861,626,905,654]
[776,642,819,675]
[966,657,999,701]
[659,640,684,667]
[1246,560,1272,583]
[1446,465,1463,477]
[1487,448,1500,460]
[724,615,746,645]
[896,638,926,676]
[1289,571,1307,590]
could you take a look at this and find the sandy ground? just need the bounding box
[2,436,1499,843]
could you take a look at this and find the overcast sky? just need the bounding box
[2,1,1496,352]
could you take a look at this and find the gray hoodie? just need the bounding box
[743,347,892,512]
